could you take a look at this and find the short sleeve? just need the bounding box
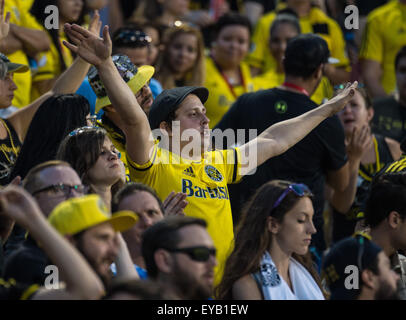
[219,148,243,184]
[359,15,383,63]
[319,116,348,171]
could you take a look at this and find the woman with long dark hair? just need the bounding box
[9,94,90,182]
[216,180,325,300]
[56,126,125,209]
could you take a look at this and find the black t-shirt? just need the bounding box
[0,119,22,186]
[372,96,406,143]
[215,88,347,223]
[3,237,49,286]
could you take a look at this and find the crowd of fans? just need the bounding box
[0,0,405,301]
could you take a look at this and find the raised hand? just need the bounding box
[0,185,43,230]
[87,10,102,36]
[163,191,188,216]
[345,125,372,161]
[63,23,112,68]
[326,81,358,116]
[0,0,11,42]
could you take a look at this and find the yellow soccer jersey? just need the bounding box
[253,69,333,105]
[204,56,255,128]
[247,6,350,73]
[359,1,406,95]
[31,31,74,101]
[4,0,43,108]
[127,143,243,285]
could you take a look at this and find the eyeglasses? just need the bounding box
[32,183,87,197]
[164,246,216,262]
[113,30,152,47]
[271,183,312,214]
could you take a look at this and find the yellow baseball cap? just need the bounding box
[48,194,138,236]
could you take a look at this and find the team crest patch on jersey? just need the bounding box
[275,101,287,114]
[204,165,223,182]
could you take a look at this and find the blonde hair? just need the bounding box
[155,25,205,89]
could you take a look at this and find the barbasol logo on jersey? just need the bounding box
[182,179,229,200]
[204,165,223,182]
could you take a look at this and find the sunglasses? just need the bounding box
[113,30,152,47]
[271,183,312,214]
[165,246,216,262]
[32,183,87,197]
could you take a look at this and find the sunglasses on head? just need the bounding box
[164,246,216,262]
[271,183,312,214]
[113,30,152,47]
[68,126,102,136]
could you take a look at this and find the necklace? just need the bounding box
[0,118,19,165]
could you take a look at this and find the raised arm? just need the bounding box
[63,23,154,165]
[8,11,102,142]
[0,186,105,300]
[114,233,140,281]
[239,82,358,175]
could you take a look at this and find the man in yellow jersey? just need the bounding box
[64,22,357,285]
[247,0,350,86]
[359,0,406,98]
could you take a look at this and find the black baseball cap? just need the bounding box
[322,234,382,300]
[148,86,209,130]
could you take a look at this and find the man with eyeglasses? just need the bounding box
[3,160,86,285]
[142,216,217,299]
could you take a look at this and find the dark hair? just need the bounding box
[10,94,89,182]
[112,182,164,214]
[213,13,252,41]
[365,172,406,228]
[30,0,87,71]
[270,13,301,38]
[56,126,122,192]
[142,216,207,278]
[103,279,176,300]
[23,160,72,194]
[216,180,321,299]
[284,34,330,79]
[395,46,406,70]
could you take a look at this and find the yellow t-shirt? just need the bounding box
[31,31,74,101]
[5,0,43,108]
[359,1,406,95]
[204,56,255,128]
[247,6,350,73]
[127,143,243,285]
[253,69,333,105]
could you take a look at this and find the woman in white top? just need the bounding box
[216,180,325,300]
